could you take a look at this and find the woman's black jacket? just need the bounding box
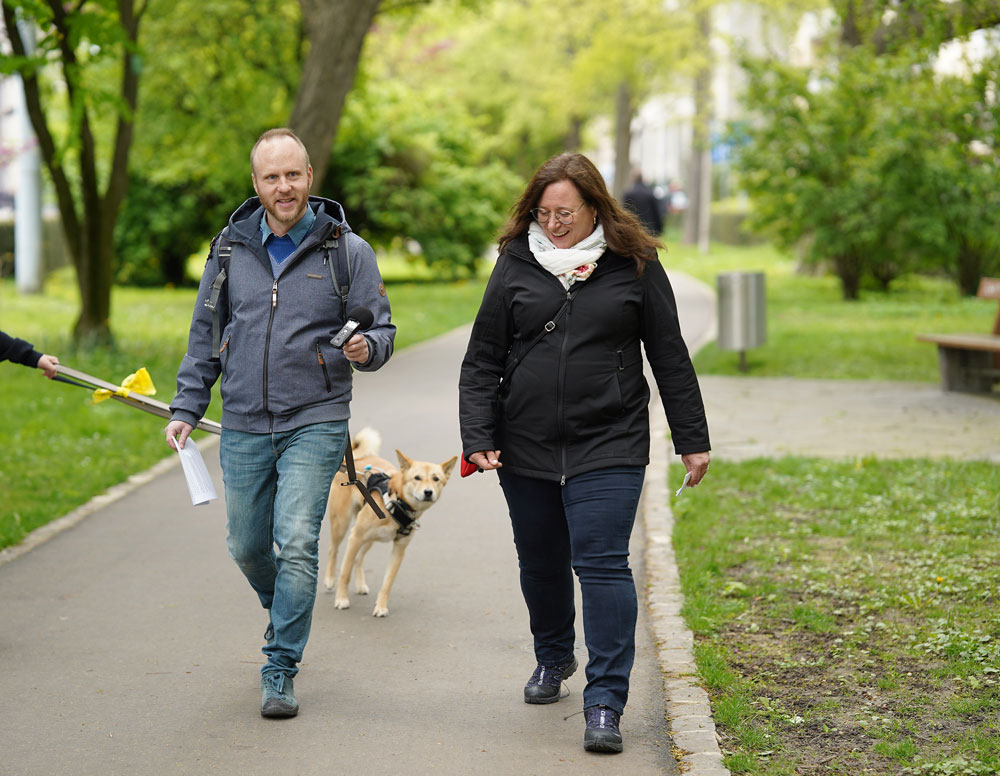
[459,234,710,483]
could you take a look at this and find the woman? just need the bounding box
[459,153,710,754]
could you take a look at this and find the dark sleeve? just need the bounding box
[0,330,43,369]
[639,260,711,454]
[458,256,513,460]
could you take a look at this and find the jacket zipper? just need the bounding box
[220,334,231,382]
[557,289,573,485]
[263,278,278,431]
[316,341,332,392]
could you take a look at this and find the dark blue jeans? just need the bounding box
[498,466,645,714]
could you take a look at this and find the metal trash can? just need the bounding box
[717,271,766,371]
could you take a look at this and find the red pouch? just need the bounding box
[460,457,481,478]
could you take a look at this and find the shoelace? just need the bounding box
[263,673,286,694]
[529,662,571,687]
[583,706,620,732]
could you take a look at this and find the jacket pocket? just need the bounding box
[614,348,646,414]
[314,339,332,393]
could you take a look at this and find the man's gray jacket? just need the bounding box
[170,196,395,433]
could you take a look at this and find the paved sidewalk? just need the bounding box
[0,325,680,776]
[4,271,997,776]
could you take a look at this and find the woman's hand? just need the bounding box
[468,450,502,471]
[681,451,710,486]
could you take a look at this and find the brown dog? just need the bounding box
[323,427,457,617]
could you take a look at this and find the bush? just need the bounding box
[113,176,228,287]
[322,80,523,278]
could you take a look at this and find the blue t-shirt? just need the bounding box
[260,207,316,276]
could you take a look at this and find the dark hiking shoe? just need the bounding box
[583,705,623,753]
[260,673,298,718]
[523,655,578,704]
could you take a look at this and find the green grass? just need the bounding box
[660,240,996,381]
[672,459,1000,775]
[0,266,487,550]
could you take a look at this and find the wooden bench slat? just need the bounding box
[918,277,1000,393]
[916,333,1000,353]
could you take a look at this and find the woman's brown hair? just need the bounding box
[497,153,662,272]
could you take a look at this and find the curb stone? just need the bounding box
[643,407,730,776]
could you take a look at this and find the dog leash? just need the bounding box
[340,431,389,520]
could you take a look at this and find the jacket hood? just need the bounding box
[224,196,351,243]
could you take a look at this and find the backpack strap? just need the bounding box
[323,225,352,320]
[203,233,232,358]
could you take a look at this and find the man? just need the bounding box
[165,128,395,718]
[622,169,663,237]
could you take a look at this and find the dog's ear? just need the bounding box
[395,449,414,470]
[440,455,458,478]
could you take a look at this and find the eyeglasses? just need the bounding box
[530,202,586,226]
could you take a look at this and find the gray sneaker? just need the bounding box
[260,673,298,718]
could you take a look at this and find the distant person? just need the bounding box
[459,152,710,754]
[622,168,663,236]
[666,180,688,213]
[164,128,395,719]
[0,330,59,377]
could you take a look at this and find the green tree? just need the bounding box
[2,0,145,343]
[116,0,300,285]
[324,78,522,277]
[737,1,1000,298]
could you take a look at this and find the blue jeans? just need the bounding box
[220,421,347,678]
[498,466,645,714]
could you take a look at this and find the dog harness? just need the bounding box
[364,470,419,537]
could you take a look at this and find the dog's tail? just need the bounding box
[351,427,382,459]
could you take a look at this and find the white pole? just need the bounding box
[14,19,42,294]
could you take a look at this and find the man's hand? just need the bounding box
[342,333,370,364]
[165,419,194,451]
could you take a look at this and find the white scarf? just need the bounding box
[528,221,606,289]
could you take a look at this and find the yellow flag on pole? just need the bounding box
[91,367,156,404]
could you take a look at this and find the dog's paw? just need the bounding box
[334,598,351,610]
[372,605,388,617]
[355,583,369,595]
[323,578,335,592]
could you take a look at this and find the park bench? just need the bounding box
[917,277,1000,394]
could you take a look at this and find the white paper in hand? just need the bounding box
[674,471,693,497]
[176,437,218,506]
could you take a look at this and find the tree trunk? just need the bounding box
[612,81,633,201]
[73,220,114,345]
[290,0,381,191]
[683,7,712,252]
[956,239,983,297]
[564,116,584,152]
[835,253,862,300]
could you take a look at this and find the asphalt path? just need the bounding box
[1,273,715,775]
